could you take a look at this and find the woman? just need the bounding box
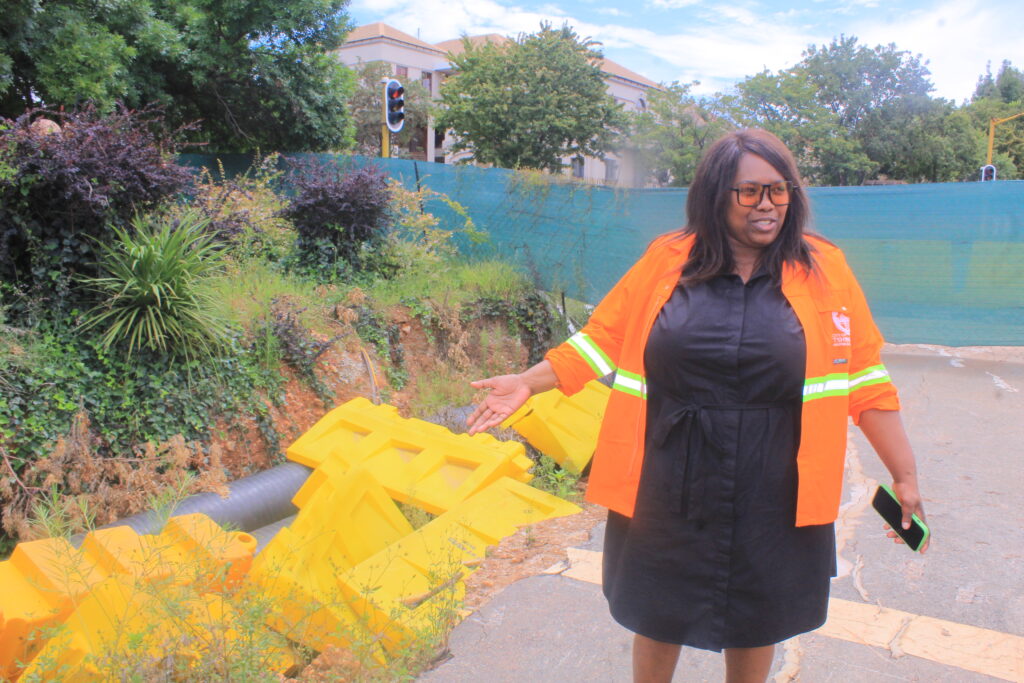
[466,129,927,683]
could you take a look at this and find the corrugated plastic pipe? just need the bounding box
[71,462,312,546]
[251,514,298,554]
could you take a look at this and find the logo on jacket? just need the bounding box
[831,311,851,346]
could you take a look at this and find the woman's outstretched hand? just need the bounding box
[465,360,558,435]
[466,374,532,435]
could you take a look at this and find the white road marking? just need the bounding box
[835,440,877,585]
[913,344,965,367]
[986,371,1020,393]
[772,637,804,682]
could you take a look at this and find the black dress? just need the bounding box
[602,269,836,652]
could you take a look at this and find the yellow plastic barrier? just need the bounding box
[80,514,256,591]
[19,576,294,681]
[249,472,579,659]
[288,467,414,571]
[288,398,533,514]
[246,467,413,658]
[0,537,94,680]
[502,379,610,473]
[244,525,383,661]
[338,476,581,652]
[0,514,255,680]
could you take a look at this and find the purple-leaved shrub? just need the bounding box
[0,105,194,308]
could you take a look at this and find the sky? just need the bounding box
[347,0,1024,104]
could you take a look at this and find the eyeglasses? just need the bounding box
[731,181,795,207]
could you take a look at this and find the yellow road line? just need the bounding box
[555,548,1024,682]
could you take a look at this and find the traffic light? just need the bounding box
[384,79,405,133]
[980,164,997,181]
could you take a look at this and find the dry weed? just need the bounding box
[1,411,229,542]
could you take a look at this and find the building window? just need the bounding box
[395,65,408,79]
[421,71,433,94]
[604,159,619,183]
[571,157,585,179]
[637,98,647,112]
[434,129,446,163]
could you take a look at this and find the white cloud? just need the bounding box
[848,0,1024,102]
[709,5,760,27]
[349,0,555,44]
[537,3,570,16]
[351,0,817,86]
[571,4,817,91]
[348,0,1023,102]
[647,0,701,7]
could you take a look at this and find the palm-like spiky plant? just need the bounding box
[79,212,231,360]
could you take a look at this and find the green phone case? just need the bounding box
[877,482,930,552]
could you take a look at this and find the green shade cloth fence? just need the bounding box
[179,154,1024,347]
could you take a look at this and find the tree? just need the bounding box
[437,23,626,172]
[721,36,976,184]
[858,99,984,181]
[0,0,356,152]
[968,61,1024,179]
[349,61,432,157]
[963,97,1024,180]
[729,68,876,186]
[625,82,733,186]
[974,61,1024,104]
[796,35,934,133]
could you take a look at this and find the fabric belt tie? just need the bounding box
[647,396,792,521]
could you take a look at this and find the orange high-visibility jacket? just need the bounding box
[545,232,899,526]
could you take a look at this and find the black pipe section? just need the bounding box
[72,462,312,546]
[251,514,297,555]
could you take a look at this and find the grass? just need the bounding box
[364,258,532,310]
[0,305,36,387]
[529,453,583,502]
[16,481,297,682]
[397,502,436,531]
[409,368,477,419]
[3,253,546,680]
[210,260,340,333]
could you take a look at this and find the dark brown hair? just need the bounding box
[682,128,814,283]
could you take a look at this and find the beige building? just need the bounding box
[335,23,662,186]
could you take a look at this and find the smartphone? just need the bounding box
[871,483,929,552]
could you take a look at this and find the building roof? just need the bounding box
[344,22,445,56]
[597,58,662,91]
[434,34,511,56]
[437,32,661,91]
[343,24,662,91]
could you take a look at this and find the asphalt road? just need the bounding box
[420,346,1024,683]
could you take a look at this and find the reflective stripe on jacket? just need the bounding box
[545,232,899,526]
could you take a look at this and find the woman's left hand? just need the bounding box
[857,409,929,554]
[883,479,929,553]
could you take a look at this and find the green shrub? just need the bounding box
[78,211,231,360]
[529,453,582,501]
[260,300,339,404]
[0,106,193,310]
[282,162,392,276]
[180,153,295,265]
[0,326,291,552]
[462,291,557,365]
